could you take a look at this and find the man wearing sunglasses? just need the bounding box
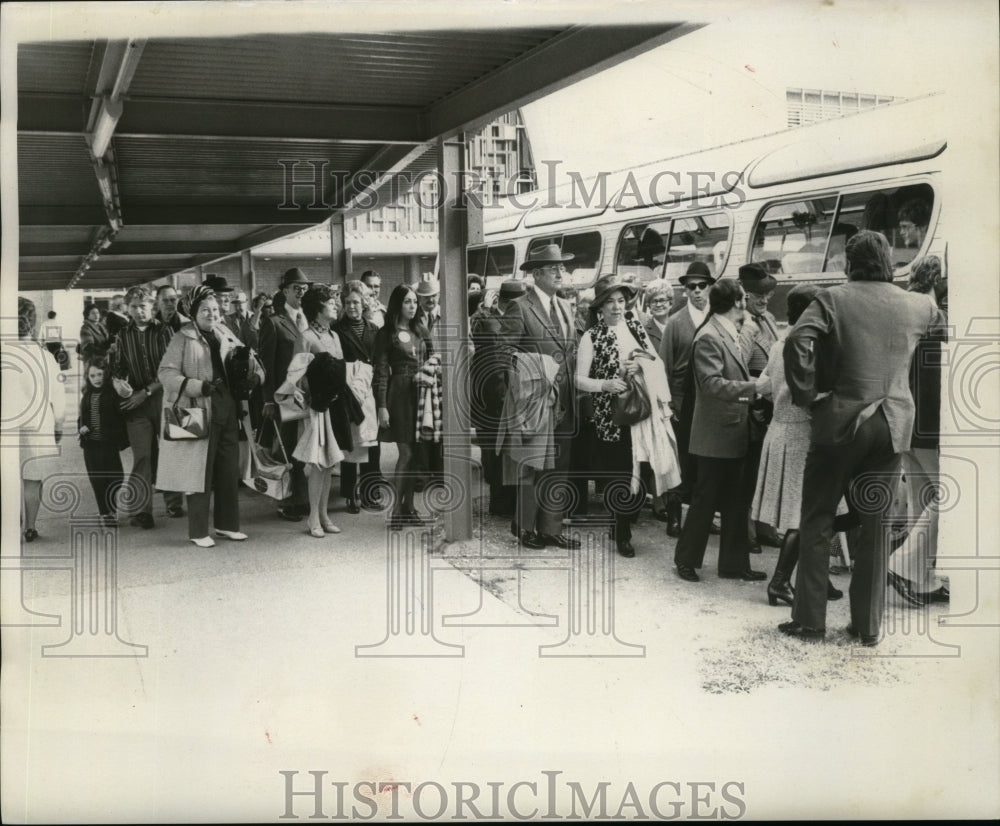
[656,261,715,536]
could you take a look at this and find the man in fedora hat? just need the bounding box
[202,273,234,318]
[737,262,782,553]
[415,278,441,337]
[259,267,313,520]
[657,260,716,536]
[501,244,581,550]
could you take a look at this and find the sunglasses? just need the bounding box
[685,282,709,291]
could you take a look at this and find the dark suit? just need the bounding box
[505,289,577,535]
[785,281,936,635]
[259,309,307,506]
[224,312,258,349]
[674,315,757,574]
[658,306,702,501]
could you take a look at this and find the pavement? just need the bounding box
[2,371,995,821]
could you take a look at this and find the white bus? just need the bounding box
[466,94,946,320]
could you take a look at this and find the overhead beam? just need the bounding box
[20,205,329,226]
[20,240,246,258]
[424,23,703,139]
[20,93,427,144]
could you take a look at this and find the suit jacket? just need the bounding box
[259,311,303,402]
[784,281,936,452]
[643,315,667,355]
[505,290,578,433]
[657,307,699,415]
[224,312,258,349]
[688,316,757,459]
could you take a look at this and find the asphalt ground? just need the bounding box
[3,370,994,820]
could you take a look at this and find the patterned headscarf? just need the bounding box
[188,284,216,318]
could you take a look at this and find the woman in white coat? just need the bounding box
[157,285,263,547]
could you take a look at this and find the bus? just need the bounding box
[466,93,946,320]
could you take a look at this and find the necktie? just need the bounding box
[295,311,307,333]
[550,297,563,337]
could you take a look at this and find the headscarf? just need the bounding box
[188,284,216,319]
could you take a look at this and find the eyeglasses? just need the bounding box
[648,297,671,305]
[685,282,709,291]
[289,285,309,293]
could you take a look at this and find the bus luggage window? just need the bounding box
[616,219,671,284]
[561,231,602,287]
[665,213,731,282]
[750,197,837,274]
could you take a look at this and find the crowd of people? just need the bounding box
[16,227,948,645]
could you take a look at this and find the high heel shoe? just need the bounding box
[320,520,341,534]
[307,526,326,538]
[23,528,39,543]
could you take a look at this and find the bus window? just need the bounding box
[665,213,731,282]
[467,247,487,279]
[827,183,934,272]
[561,231,602,287]
[750,196,838,274]
[616,219,670,283]
[485,244,515,280]
[527,232,601,288]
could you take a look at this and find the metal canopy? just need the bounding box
[16,24,696,291]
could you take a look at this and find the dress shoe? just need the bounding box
[346,498,361,515]
[748,539,763,555]
[135,513,155,530]
[518,530,546,550]
[767,580,795,607]
[190,536,216,548]
[23,528,39,543]
[215,529,248,541]
[665,515,681,538]
[537,533,581,550]
[827,579,844,601]
[888,570,927,607]
[616,540,636,558]
[778,620,825,640]
[307,526,327,538]
[167,505,185,518]
[320,520,341,534]
[719,569,767,581]
[277,507,303,522]
[651,509,669,523]
[846,624,879,647]
[757,528,782,548]
[926,585,950,603]
[676,564,700,582]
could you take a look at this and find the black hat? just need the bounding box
[738,262,777,295]
[677,261,716,285]
[499,280,527,300]
[518,243,574,271]
[591,273,638,309]
[279,267,312,288]
[202,274,234,293]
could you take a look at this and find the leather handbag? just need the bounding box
[163,378,208,440]
[277,389,310,423]
[611,349,655,427]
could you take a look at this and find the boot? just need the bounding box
[767,529,799,606]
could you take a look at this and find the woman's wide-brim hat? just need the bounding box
[677,260,717,285]
[591,273,638,309]
[518,243,574,271]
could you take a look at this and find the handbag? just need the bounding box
[277,389,310,423]
[611,349,655,427]
[243,420,293,500]
[163,378,208,440]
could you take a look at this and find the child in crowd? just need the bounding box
[78,359,129,524]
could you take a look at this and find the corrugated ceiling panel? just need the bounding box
[129,31,562,107]
[18,134,102,203]
[17,40,96,94]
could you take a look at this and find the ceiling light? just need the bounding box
[94,163,113,203]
